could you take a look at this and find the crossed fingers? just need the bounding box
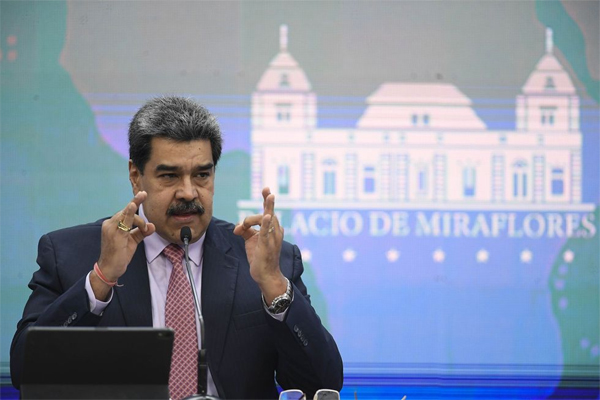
[234,187,283,240]
[112,191,151,243]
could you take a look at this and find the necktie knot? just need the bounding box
[163,243,185,266]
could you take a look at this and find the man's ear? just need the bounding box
[129,160,142,194]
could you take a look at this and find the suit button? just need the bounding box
[303,340,308,346]
[72,312,77,320]
[293,325,299,333]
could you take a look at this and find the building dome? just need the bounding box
[521,28,576,95]
[256,25,312,92]
[357,82,486,130]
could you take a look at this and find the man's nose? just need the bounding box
[176,177,197,201]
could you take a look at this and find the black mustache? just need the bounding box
[167,201,205,216]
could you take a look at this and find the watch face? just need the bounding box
[270,298,291,314]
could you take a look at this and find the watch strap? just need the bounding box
[266,278,292,314]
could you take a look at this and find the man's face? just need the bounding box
[129,137,215,244]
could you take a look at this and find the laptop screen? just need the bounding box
[21,327,174,399]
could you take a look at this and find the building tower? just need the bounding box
[516,28,580,132]
[251,25,317,200]
[515,28,582,203]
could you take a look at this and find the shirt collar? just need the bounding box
[139,203,205,265]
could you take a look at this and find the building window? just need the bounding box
[551,167,564,195]
[411,114,418,126]
[324,171,336,195]
[541,107,556,126]
[364,166,376,193]
[545,76,555,90]
[276,103,291,122]
[416,165,428,195]
[323,159,337,196]
[423,114,430,126]
[278,165,290,195]
[512,160,528,198]
[280,73,290,88]
[463,167,476,197]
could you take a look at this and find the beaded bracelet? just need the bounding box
[94,262,124,288]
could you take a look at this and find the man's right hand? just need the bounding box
[90,191,156,300]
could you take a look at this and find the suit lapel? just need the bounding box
[202,220,239,378]
[114,242,153,327]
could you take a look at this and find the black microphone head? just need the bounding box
[180,226,192,243]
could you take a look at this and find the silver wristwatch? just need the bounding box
[267,278,292,314]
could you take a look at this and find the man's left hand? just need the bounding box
[233,187,287,305]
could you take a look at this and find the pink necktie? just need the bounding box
[163,244,198,400]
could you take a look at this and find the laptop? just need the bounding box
[20,327,174,399]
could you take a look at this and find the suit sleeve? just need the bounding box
[265,244,344,396]
[10,233,102,389]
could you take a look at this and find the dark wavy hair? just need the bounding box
[128,96,223,173]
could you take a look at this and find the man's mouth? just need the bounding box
[171,213,197,223]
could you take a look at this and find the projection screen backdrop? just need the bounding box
[1,1,598,398]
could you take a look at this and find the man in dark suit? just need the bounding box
[10,96,343,399]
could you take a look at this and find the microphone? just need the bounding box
[180,227,219,400]
[279,389,306,400]
[279,389,340,400]
[313,389,340,400]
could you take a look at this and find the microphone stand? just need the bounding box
[181,228,220,400]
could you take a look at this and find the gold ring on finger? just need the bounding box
[268,226,275,233]
[117,220,132,232]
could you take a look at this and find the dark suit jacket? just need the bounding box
[10,217,343,399]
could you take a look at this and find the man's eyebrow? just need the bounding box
[154,163,215,172]
[194,163,215,171]
[155,164,180,172]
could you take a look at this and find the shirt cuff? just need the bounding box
[85,271,113,315]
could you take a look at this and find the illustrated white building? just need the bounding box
[241,26,589,212]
